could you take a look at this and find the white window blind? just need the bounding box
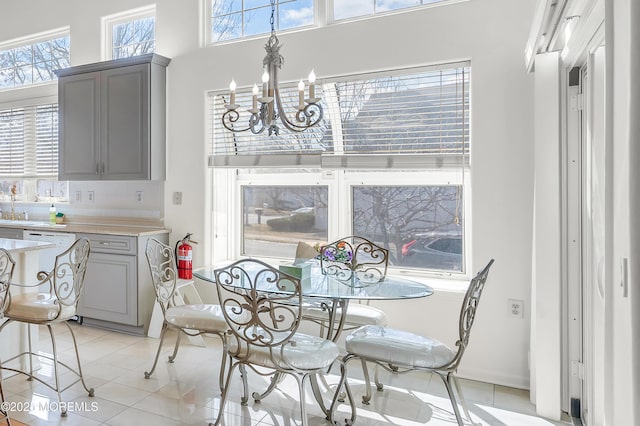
[209,61,470,168]
[35,104,59,176]
[0,103,58,178]
[0,108,25,176]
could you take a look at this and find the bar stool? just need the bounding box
[0,239,93,417]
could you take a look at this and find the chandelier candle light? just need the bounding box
[222,0,323,136]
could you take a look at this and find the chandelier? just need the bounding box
[222,0,323,136]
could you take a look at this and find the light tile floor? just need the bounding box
[1,322,574,426]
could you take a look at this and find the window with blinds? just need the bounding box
[0,104,59,178]
[209,62,470,168]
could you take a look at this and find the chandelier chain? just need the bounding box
[270,0,276,35]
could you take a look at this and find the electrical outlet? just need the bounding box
[75,191,82,202]
[136,191,144,203]
[87,191,94,203]
[173,191,182,205]
[508,299,524,318]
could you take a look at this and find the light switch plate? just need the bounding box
[173,191,182,205]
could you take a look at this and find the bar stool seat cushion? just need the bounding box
[346,325,455,369]
[6,292,76,322]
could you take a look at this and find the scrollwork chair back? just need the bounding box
[214,259,302,362]
[145,238,178,316]
[45,237,91,319]
[319,236,389,284]
[0,248,15,319]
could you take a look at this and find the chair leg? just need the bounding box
[451,373,476,425]
[360,358,373,405]
[0,374,11,426]
[168,330,182,363]
[209,361,239,426]
[239,364,251,405]
[374,364,385,391]
[45,324,66,416]
[329,360,356,425]
[144,322,169,379]
[439,372,465,426]
[252,372,283,403]
[27,324,33,381]
[296,374,310,426]
[63,322,94,397]
[217,334,227,392]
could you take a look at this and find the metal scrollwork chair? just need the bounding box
[0,248,16,426]
[210,258,351,426]
[343,259,494,426]
[303,236,389,335]
[0,238,93,417]
[143,238,228,390]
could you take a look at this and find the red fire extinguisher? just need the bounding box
[175,233,197,279]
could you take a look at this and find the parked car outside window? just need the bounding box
[400,235,463,272]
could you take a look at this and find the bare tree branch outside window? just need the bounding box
[112,16,155,59]
[0,36,70,89]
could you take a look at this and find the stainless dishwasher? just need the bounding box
[23,230,77,273]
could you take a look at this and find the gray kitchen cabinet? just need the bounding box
[77,232,167,335]
[55,54,170,181]
[0,227,22,239]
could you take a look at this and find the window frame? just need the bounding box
[102,5,156,60]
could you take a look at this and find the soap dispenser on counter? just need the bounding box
[49,204,56,224]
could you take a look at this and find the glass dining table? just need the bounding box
[193,261,434,341]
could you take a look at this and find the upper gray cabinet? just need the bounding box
[55,54,170,180]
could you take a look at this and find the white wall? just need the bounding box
[0,0,537,389]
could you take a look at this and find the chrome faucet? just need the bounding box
[9,184,16,220]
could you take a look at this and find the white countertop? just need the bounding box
[0,238,55,253]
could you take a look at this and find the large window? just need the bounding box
[207,0,456,44]
[104,6,156,59]
[209,0,315,43]
[210,62,470,275]
[0,32,70,89]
